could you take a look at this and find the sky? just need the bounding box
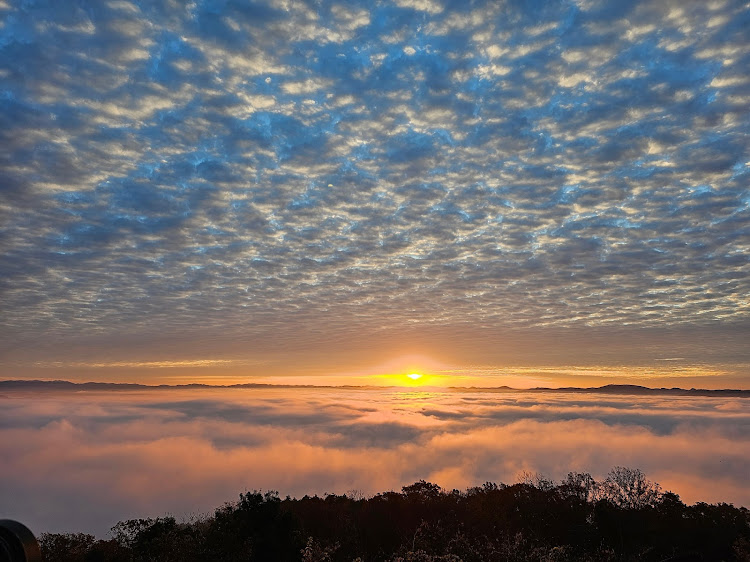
[1,0,749,387]
[2,385,749,536]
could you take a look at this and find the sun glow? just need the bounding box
[400,372,429,386]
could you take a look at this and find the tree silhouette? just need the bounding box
[38,467,750,562]
[600,466,661,509]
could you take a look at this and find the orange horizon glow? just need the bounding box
[14,354,750,390]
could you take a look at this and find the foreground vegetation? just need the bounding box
[40,467,750,561]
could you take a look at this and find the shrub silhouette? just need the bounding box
[39,467,750,562]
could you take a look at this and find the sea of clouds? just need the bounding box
[2,386,748,537]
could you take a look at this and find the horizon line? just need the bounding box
[1,379,749,395]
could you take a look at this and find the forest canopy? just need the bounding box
[39,467,750,562]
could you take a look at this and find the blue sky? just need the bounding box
[1,0,749,384]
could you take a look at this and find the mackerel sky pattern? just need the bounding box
[1,0,749,362]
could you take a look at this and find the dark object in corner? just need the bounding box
[0,520,42,562]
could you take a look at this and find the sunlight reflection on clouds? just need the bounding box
[1,386,748,537]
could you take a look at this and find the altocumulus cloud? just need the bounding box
[1,0,749,357]
[1,387,749,536]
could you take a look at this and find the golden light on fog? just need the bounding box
[407,373,423,380]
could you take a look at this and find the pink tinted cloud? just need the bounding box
[1,387,748,537]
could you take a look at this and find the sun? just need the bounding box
[402,372,426,386]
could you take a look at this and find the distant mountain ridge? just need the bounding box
[1,379,748,396]
[532,383,750,397]
[0,379,311,391]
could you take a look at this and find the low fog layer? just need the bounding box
[1,386,748,537]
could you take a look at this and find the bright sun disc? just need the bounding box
[407,373,422,380]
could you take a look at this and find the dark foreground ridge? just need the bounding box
[39,468,750,562]
[2,379,750,396]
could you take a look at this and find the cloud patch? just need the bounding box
[1,386,749,537]
[1,0,749,363]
